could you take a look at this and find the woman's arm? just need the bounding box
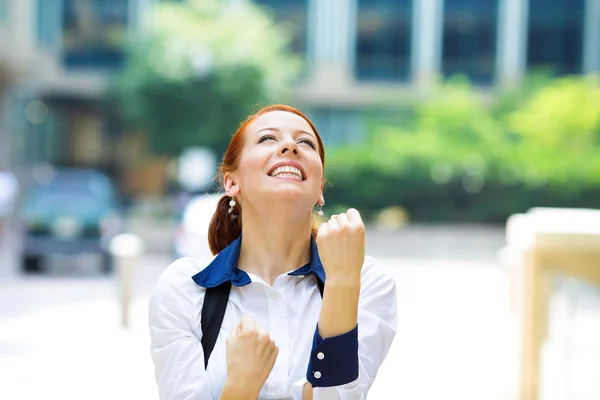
[293,209,397,399]
[295,257,397,400]
[149,259,214,400]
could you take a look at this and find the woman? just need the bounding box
[149,104,397,399]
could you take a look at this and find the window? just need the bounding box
[62,0,130,69]
[442,0,498,84]
[527,0,585,75]
[37,0,61,47]
[253,0,309,56]
[355,0,413,81]
[305,109,365,146]
[0,0,7,21]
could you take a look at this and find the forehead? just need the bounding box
[246,110,315,135]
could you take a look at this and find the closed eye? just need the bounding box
[298,138,316,149]
[258,134,276,144]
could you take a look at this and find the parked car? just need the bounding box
[19,168,124,274]
[172,193,221,259]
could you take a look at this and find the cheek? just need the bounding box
[309,158,324,184]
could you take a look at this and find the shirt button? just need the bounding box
[317,352,325,360]
[270,291,279,299]
[314,371,322,379]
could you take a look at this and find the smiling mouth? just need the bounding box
[269,166,304,181]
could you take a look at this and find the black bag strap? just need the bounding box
[201,282,232,368]
[200,276,325,368]
[317,277,325,297]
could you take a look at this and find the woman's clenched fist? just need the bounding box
[224,315,278,397]
[316,208,366,283]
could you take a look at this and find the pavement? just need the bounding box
[1,224,600,399]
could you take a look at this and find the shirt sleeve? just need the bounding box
[293,257,398,400]
[148,259,213,400]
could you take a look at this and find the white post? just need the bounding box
[412,0,443,91]
[583,0,600,73]
[308,0,355,86]
[109,233,145,328]
[496,0,529,87]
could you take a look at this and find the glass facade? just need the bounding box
[527,0,585,75]
[253,0,309,56]
[26,0,598,88]
[61,0,130,69]
[0,0,7,21]
[442,0,498,84]
[305,108,365,146]
[355,0,413,81]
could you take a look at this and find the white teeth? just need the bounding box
[270,166,303,180]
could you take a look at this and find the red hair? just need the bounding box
[208,104,326,255]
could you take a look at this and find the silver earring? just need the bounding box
[228,197,236,214]
[317,204,324,217]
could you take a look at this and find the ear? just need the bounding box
[223,172,240,197]
[317,193,324,206]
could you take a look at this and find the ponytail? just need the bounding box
[208,195,242,255]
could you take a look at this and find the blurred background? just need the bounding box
[0,0,599,399]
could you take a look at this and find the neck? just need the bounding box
[238,204,313,286]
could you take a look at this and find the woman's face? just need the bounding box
[224,110,324,211]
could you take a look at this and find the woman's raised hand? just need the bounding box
[316,208,366,283]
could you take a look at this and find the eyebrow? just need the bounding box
[255,127,317,139]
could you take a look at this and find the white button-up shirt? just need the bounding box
[149,235,397,400]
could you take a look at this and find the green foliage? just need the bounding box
[505,75,600,186]
[107,0,301,156]
[325,74,600,223]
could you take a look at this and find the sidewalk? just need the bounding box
[0,285,159,400]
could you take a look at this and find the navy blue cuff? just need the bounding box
[306,324,359,387]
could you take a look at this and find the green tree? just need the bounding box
[325,74,600,222]
[505,74,600,186]
[107,0,301,156]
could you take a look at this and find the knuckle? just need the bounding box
[258,333,270,343]
[241,328,257,338]
[351,221,365,233]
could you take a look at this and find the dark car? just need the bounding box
[19,168,124,274]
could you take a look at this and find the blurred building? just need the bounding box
[0,0,159,195]
[262,0,600,146]
[0,0,599,193]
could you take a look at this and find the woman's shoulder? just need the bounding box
[152,255,216,295]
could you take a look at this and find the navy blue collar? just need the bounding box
[191,234,326,288]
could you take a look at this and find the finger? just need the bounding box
[327,215,340,230]
[265,339,279,362]
[239,315,257,332]
[346,208,364,226]
[318,221,329,237]
[254,319,268,336]
[271,342,280,359]
[229,323,239,338]
[336,212,349,228]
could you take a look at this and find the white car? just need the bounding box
[173,193,221,259]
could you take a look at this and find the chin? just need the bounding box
[263,186,315,202]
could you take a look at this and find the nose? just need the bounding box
[280,138,299,156]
